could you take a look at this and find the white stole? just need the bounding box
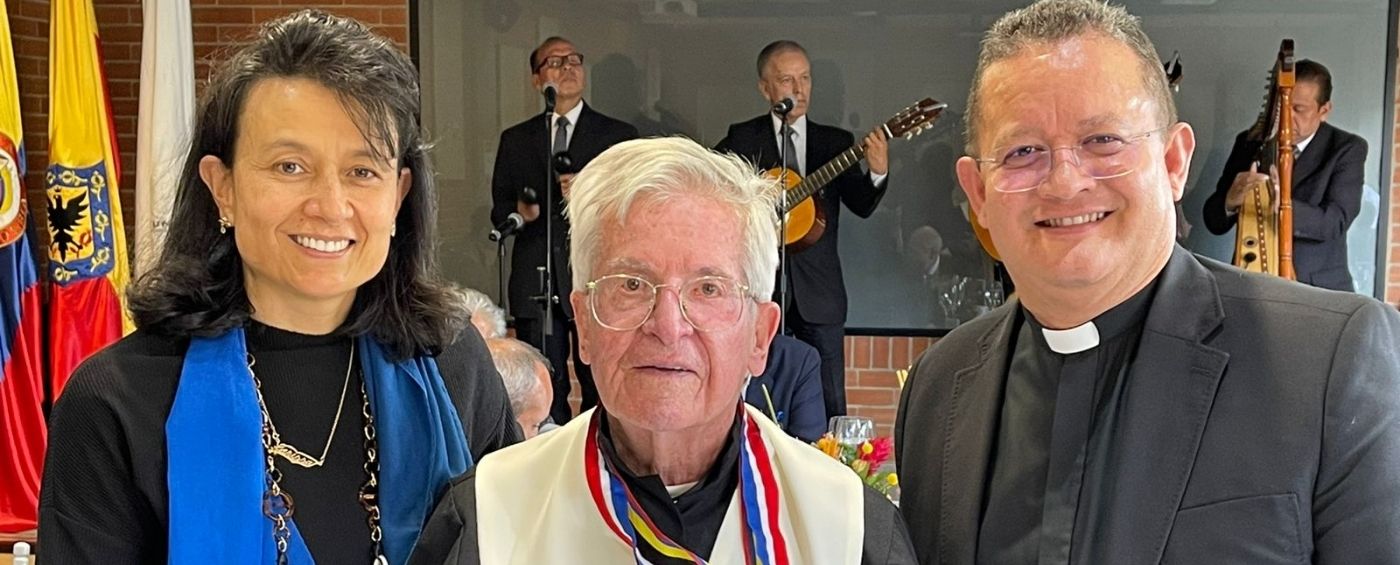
[475,405,865,563]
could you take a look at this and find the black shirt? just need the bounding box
[38,322,522,564]
[409,408,919,565]
[977,279,1159,565]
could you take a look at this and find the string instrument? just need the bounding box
[1234,39,1296,280]
[967,51,1187,261]
[767,98,946,252]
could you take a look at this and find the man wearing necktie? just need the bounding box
[1203,59,1368,292]
[490,36,638,423]
[714,40,890,420]
[896,1,1400,563]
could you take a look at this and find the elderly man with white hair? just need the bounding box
[485,337,554,439]
[410,137,915,564]
[461,287,506,339]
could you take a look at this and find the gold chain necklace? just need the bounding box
[249,341,355,468]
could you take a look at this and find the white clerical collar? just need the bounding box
[665,481,699,499]
[1041,321,1100,354]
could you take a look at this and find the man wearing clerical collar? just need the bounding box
[410,137,916,564]
[896,1,1400,564]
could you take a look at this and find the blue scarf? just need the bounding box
[166,328,472,564]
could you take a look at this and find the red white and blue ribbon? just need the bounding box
[584,405,790,565]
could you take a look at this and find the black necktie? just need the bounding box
[553,116,570,154]
[781,124,801,175]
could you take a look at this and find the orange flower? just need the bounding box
[815,434,842,459]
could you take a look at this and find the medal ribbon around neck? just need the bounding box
[584,405,790,565]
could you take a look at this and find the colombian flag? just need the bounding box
[46,0,132,398]
[0,0,50,533]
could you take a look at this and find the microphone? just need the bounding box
[772,96,795,115]
[543,82,558,112]
[489,212,526,242]
[520,186,539,205]
[552,151,574,175]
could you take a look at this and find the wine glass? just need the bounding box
[828,415,875,446]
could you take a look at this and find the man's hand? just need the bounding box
[559,173,576,200]
[517,200,540,223]
[864,128,889,175]
[1224,161,1274,214]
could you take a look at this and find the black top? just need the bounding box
[977,279,1158,565]
[714,114,889,325]
[490,103,639,319]
[409,408,919,565]
[38,322,522,564]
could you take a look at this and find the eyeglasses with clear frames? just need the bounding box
[535,53,584,72]
[585,274,753,332]
[974,126,1171,193]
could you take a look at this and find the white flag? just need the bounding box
[135,0,193,274]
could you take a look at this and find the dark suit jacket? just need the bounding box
[1202,122,1367,291]
[895,245,1400,564]
[715,115,889,324]
[745,334,826,442]
[491,103,638,319]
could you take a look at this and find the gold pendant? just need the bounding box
[270,443,324,468]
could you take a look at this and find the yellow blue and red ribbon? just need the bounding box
[585,405,790,565]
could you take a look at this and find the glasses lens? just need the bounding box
[591,275,654,330]
[679,277,745,331]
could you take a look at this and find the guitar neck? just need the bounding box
[783,143,867,213]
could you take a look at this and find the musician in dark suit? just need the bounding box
[744,334,826,442]
[715,40,889,418]
[897,1,1400,563]
[491,36,638,422]
[1202,59,1367,292]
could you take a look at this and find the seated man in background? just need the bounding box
[462,287,506,339]
[410,137,915,564]
[486,338,553,439]
[745,334,826,442]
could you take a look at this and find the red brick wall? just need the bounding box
[1391,16,1400,304]
[11,0,409,267]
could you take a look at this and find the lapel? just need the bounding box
[567,103,593,157]
[938,301,1019,565]
[1093,245,1230,563]
[762,115,782,171]
[1291,122,1332,194]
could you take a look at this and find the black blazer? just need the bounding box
[745,334,826,442]
[895,245,1400,564]
[490,103,638,319]
[715,115,888,324]
[1202,122,1367,291]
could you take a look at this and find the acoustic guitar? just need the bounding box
[767,98,946,252]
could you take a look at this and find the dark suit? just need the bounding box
[716,115,889,418]
[491,103,637,421]
[895,245,1400,564]
[745,334,826,442]
[1203,122,1367,291]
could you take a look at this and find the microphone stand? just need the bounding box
[497,234,509,318]
[533,92,558,354]
[774,105,793,336]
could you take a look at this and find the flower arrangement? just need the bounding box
[813,434,899,497]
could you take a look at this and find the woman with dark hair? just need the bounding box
[38,10,520,564]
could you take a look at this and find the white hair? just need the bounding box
[461,287,506,339]
[567,136,780,301]
[485,338,549,416]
